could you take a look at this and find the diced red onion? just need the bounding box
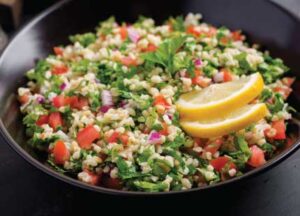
[179,70,187,77]
[194,58,202,67]
[128,28,140,43]
[167,113,173,120]
[119,100,128,108]
[148,131,162,145]
[100,105,113,113]
[101,90,113,106]
[60,82,67,90]
[213,72,224,83]
[36,96,45,104]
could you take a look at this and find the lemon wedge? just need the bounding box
[176,73,264,120]
[180,103,268,138]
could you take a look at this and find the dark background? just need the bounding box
[1,0,300,215]
[0,0,60,32]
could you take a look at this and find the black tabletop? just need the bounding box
[0,132,300,215]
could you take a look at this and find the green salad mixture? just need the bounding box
[18,14,294,192]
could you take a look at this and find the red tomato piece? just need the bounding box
[194,138,205,147]
[84,170,101,185]
[248,145,266,167]
[231,31,244,41]
[153,95,170,108]
[70,96,89,110]
[145,43,157,52]
[210,156,230,172]
[49,112,63,130]
[272,120,286,140]
[36,114,49,126]
[77,125,100,149]
[102,175,123,189]
[119,134,129,145]
[273,86,292,99]
[221,69,233,82]
[53,140,70,165]
[191,69,202,84]
[51,65,69,75]
[159,122,169,136]
[119,26,128,40]
[204,139,223,154]
[18,94,30,104]
[120,57,137,67]
[186,25,200,37]
[282,77,295,87]
[107,131,119,143]
[220,37,230,45]
[52,95,67,108]
[53,47,64,56]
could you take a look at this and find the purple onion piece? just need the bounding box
[101,90,113,106]
[37,96,45,104]
[119,100,128,108]
[213,72,224,83]
[128,28,140,43]
[148,131,162,144]
[100,105,113,113]
[167,114,173,120]
[60,82,67,90]
[194,58,202,67]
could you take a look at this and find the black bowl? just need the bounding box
[1,0,300,195]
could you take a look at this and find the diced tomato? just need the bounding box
[18,94,30,104]
[282,77,295,87]
[106,131,129,145]
[221,69,233,82]
[84,170,101,185]
[191,69,202,84]
[145,43,157,52]
[120,57,138,67]
[210,156,229,172]
[52,95,88,109]
[272,120,286,140]
[36,115,49,126]
[49,112,63,130]
[192,76,210,87]
[119,26,128,40]
[53,47,64,56]
[51,65,69,75]
[285,137,294,149]
[70,96,89,110]
[273,86,292,99]
[119,133,129,145]
[186,25,200,37]
[159,122,169,136]
[187,25,217,38]
[194,138,205,147]
[207,27,217,37]
[102,175,123,189]
[77,125,100,149]
[220,37,230,45]
[204,138,223,154]
[53,140,70,165]
[231,31,244,41]
[247,145,266,167]
[52,95,67,108]
[153,95,170,108]
[107,131,119,143]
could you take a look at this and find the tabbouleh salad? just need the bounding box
[18,13,295,192]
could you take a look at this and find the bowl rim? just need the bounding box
[1,0,300,196]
